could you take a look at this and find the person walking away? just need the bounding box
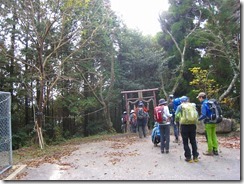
[129,109,137,133]
[175,96,199,163]
[136,102,148,138]
[197,92,219,156]
[121,111,128,133]
[143,106,150,132]
[154,99,172,154]
[168,94,180,143]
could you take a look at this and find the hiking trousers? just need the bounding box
[180,124,199,159]
[159,124,170,152]
[205,123,218,152]
[137,119,146,138]
[170,115,180,140]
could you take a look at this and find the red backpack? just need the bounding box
[154,106,164,123]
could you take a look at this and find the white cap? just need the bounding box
[196,92,206,98]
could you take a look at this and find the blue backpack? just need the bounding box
[151,122,160,145]
[173,98,181,112]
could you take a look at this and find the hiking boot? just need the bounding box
[193,157,199,162]
[185,158,193,163]
[213,150,219,155]
[161,150,164,154]
[203,151,214,156]
[166,150,169,154]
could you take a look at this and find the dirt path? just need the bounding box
[16,133,240,180]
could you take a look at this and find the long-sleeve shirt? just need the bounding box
[163,105,172,125]
[198,99,210,122]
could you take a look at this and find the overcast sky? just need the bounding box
[110,0,169,35]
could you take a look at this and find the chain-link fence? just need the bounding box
[0,91,12,174]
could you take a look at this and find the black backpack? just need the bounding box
[207,99,223,124]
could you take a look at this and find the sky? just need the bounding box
[110,0,169,36]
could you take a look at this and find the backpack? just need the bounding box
[180,103,198,124]
[151,122,160,145]
[173,98,181,112]
[207,99,223,124]
[130,113,137,125]
[154,106,165,123]
[137,108,146,120]
[122,114,128,124]
[168,102,174,114]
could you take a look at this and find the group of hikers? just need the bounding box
[121,92,220,163]
[121,101,149,138]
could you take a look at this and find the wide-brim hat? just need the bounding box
[159,99,167,105]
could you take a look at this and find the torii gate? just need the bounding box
[121,88,158,115]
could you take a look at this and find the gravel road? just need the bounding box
[16,133,240,181]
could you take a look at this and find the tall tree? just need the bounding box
[158,0,202,98]
[54,0,121,135]
[116,29,163,91]
[193,0,240,102]
[0,0,116,146]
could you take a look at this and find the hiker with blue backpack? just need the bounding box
[168,95,181,143]
[175,96,199,163]
[197,92,220,156]
[151,122,161,146]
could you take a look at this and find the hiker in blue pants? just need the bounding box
[168,95,180,143]
[154,99,172,154]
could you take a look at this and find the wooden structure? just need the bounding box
[121,88,158,115]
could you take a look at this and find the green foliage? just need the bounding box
[116,29,163,91]
[12,128,33,150]
[86,119,107,136]
[189,67,220,98]
[12,133,27,150]
[53,125,65,142]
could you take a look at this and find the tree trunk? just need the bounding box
[83,71,89,137]
[103,103,115,133]
[219,72,239,102]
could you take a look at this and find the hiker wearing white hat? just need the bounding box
[129,109,137,133]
